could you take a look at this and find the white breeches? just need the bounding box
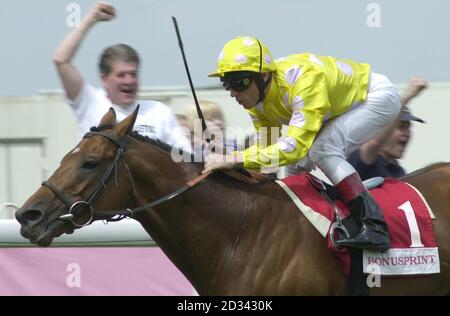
[295,72,401,185]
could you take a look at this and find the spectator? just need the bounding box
[185,100,246,157]
[53,1,190,152]
[347,77,427,180]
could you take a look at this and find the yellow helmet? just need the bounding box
[208,36,276,77]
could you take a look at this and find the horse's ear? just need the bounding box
[113,105,139,138]
[99,108,117,127]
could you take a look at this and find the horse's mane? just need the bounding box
[89,125,201,166]
[89,125,275,186]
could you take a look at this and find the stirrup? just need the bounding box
[329,206,351,249]
[330,221,351,249]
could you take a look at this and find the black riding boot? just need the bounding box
[335,173,390,252]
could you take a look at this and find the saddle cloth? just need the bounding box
[277,172,440,276]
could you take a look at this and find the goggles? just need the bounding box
[220,73,253,92]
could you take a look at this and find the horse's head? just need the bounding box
[16,107,138,246]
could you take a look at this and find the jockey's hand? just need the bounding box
[202,152,243,174]
[88,2,116,23]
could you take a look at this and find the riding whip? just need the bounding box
[172,17,208,134]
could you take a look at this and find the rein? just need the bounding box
[96,171,210,220]
[42,131,210,227]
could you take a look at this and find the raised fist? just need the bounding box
[89,1,116,22]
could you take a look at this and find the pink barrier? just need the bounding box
[0,247,194,296]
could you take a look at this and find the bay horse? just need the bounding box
[15,108,450,295]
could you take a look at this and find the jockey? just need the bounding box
[203,35,402,252]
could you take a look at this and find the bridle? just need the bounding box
[42,131,210,228]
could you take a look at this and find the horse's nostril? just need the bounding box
[22,209,43,222]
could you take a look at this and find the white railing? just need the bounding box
[0,202,19,219]
[0,218,155,247]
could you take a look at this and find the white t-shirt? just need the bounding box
[67,84,191,152]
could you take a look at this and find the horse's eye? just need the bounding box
[81,160,99,170]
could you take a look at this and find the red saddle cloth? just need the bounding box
[279,173,438,276]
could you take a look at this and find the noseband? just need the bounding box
[42,131,209,227]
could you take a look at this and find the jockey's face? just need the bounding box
[228,81,259,109]
[224,73,270,109]
[382,120,412,159]
[101,61,139,106]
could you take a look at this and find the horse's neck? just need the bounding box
[129,149,248,293]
